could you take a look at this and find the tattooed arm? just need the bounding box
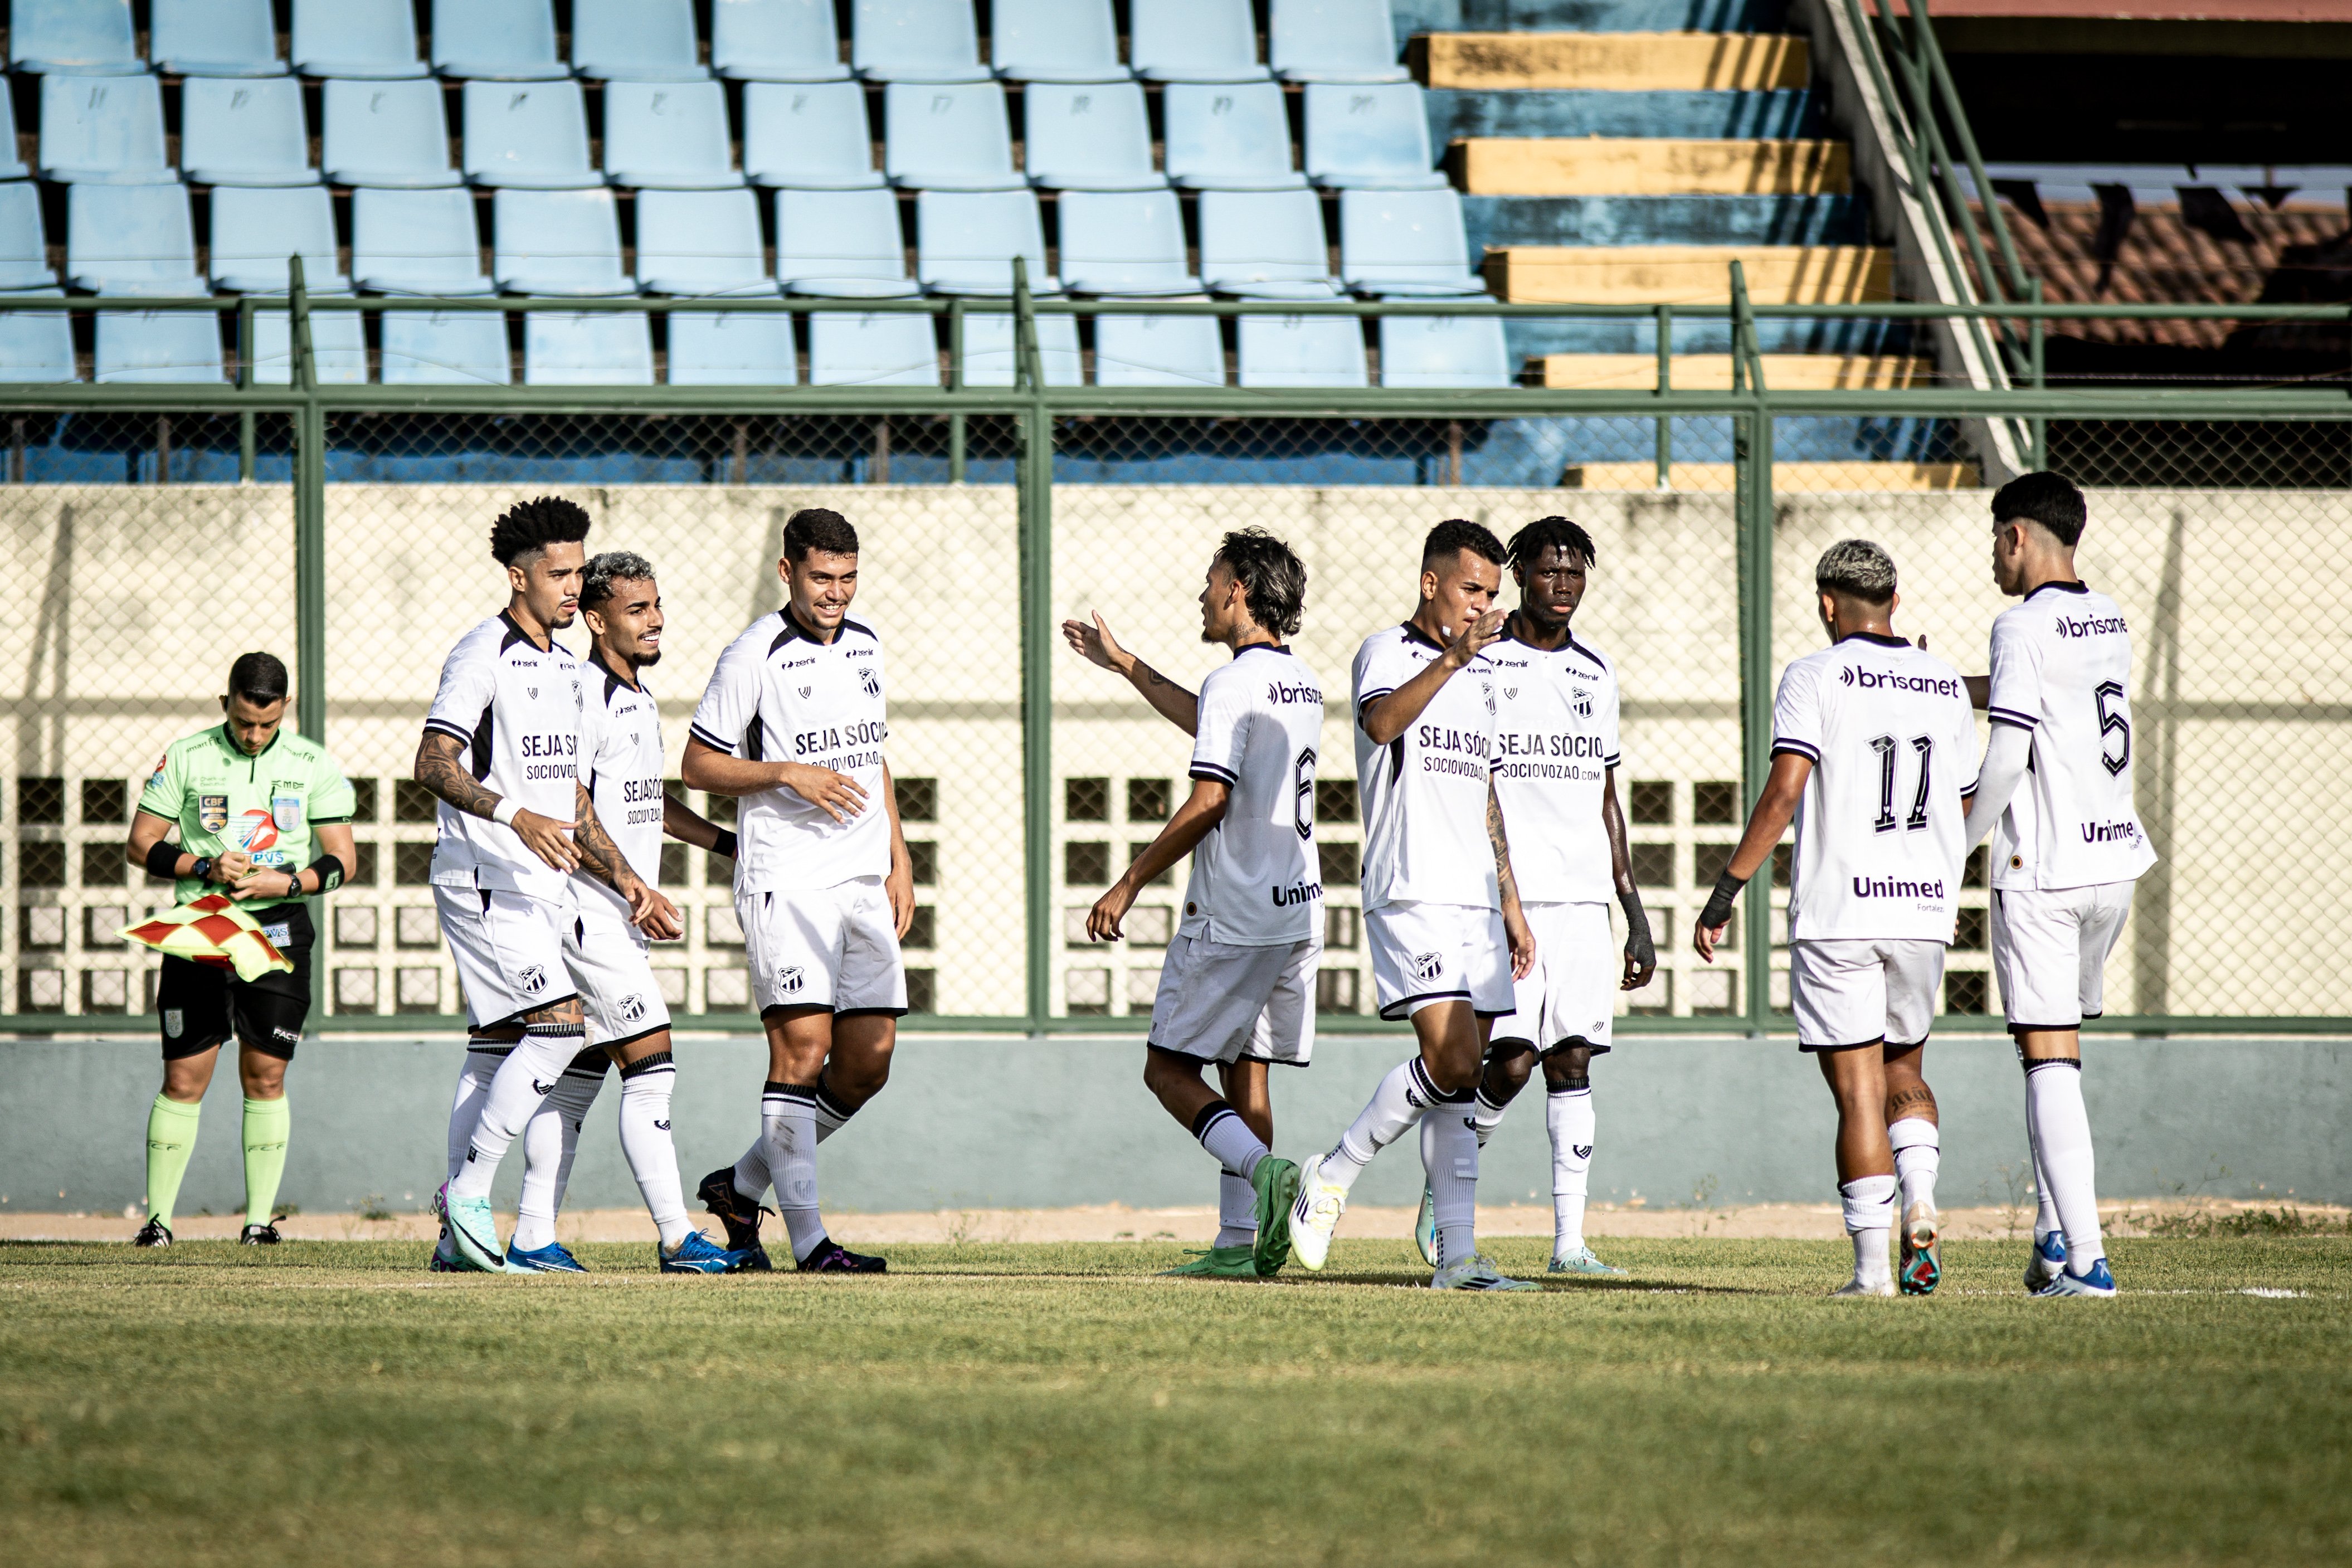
[1061,611,1199,734]
[1489,779,1536,980]
[574,782,679,938]
[413,729,578,872]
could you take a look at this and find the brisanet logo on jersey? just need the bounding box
[1839,666,1962,697]
[2054,613,2129,639]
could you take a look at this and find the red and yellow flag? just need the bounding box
[119,894,295,982]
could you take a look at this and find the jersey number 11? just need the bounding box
[1869,733,1933,834]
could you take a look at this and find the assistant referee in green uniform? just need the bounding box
[121,652,357,1248]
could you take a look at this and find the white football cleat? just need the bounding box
[1288,1153,1348,1272]
[1430,1253,1537,1292]
[1830,1277,1897,1297]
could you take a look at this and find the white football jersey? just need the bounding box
[1985,582,2158,891]
[689,610,889,895]
[1181,644,1326,946]
[1352,622,1501,912]
[573,651,666,924]
[1488,627,1621,905]
[1771,632,1980,942]
[423,612,583,900]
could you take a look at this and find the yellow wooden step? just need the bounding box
[1486,245,1893,304]
[1414,31,1809,92]
[1454,137,1848,197]
[1564,462,1979,491]
[1540,353,1933,390]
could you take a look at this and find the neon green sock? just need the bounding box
[144,1094,202,1229]
[242,1095,291,1228]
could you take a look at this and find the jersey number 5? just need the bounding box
[2094,680,2131,777]
[1869,733,1933,834]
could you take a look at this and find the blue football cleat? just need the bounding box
[2033,1257,2116,1298]
[2024,1230,2068,1293]
[660,1231,747,1274]
[505,1240,589,1273]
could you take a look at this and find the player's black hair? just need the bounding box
[580,550,657,614]
[1815,539,1898,606]
[1214,528,1307,637]
[227,651,288,706]
[489,495,593,567]
[1990,471,2087,547]
[1421,518,1507,572]
[782,507,859,562]
[1506,515,1597,571]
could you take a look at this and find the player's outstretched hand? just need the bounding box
[1086,879,1136,943]
[1692,914,1727,963]
[1504,902,1537,980]
[1447,606,1508,666]
[628,882,683,940]
[780,762,867,824]
[512,809,580,873]
[1061,611,1131,675]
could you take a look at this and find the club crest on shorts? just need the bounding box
[519,965,548,994]
[859,666,880,699]
[776,965,806,995]
[1409,951,1444,985]
[198,793,229,833]
[617,994,646,1024]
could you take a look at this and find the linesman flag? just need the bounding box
[119,894,295,982]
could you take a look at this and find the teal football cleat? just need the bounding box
[660,1231,746,1274]
[1898,1201,1941,1296]
[1414,1185,1436,1267]
[1249,1156,1301,1276]
[2024,1230,2068,1293]
[505,1240,588,1273]
[1548,1244,1628,1278]
[2033,1257,2117,1298]
[1430,1253,1537,1292]
[436,1182,507,1273]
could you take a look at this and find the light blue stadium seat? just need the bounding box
[210,185,350,292]
[0,184,60,289]
[885,81,1022,191]
[604,82,742,189]
[0,83,27,180]
[853,0,985,83]
[382,308,513,383]
[181,77,316,187]
[1164,82,1307,192]
[1198,189,1340,299]
[494,188,635,295]
[1057,190,1199,296]
[992,0,1126,84]
[959,309,1082,385]
[809,309,938,385]
[66,183,206,294]
[743,80,882,188]
[11,0,141,75]
[1238,313,1366,387]
[1024,81,1162,191]
[250,304,369,385]
[1340,188,1483,296]
[775,186,918,297]
[40,74,173,184]
[96,310,227,382]
[668,311,800,384]
[525,311,655,384]
[324,78,462,188]
[1270,0,1409,84]
[153,0,285,77]
[0,292,79,382]
[1379,313,1511,388]
[715,0,850,82]
[1130,0,1267,84]
[1092,311,1225,387]
[353,187,495,294]
[916,189,1056,295]
[464,79,601,189]
[1303,83,1449,190]
[293,0,427,79]
[430,0,566,81]
[636,189,776,295]
[574,0,709,81]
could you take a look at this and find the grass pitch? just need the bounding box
[3,1236,2347,1567]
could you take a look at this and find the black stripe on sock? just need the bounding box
[1191,1099,1237,1143]
[761,1080,820,1104]
[2023,1057,2085,1074]
[619,1050,675,1079]
[813,1070,855,1123]
[1406,1059,1439,1103]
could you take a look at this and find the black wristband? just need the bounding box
[144,839,183,879]
[305,853,344,894]
[713,829,738,859]
[1698,870,1747,931]
[1618,888,1655,970]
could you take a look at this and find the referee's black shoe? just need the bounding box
[240,1219,285,1245]
[133,1218,172,1248]
[695,1167,773,1271]
[797,1236,887,1274]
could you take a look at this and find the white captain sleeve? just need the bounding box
[1985,614,2043,733]
[1769,659,1824,765]
[688,630,763,757]
[1189,666,1249,787]
[423,628,495,747]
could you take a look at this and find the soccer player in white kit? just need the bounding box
[1960,474,2154,1299]
[1063,529,1318,1279]
[1696,541,1977,1296]
[684,508,916,1274]
[1288,520,1538,1292]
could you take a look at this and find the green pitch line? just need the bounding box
[1,1239,2346,1567]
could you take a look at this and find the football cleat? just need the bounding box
[1430,1254,1537,1292]
[2032,1257,2117,1298]
[1413,1185,1437,1268]
[1831,1277,1897,1297]
[1898,1201,1941,1296]
[1288,1153,1348,1272]
[132,1218,172,1248]
[505,1241,588,1273]
[695,1167,773,1272]
[437,1183,507,1274]
[239,1219,285,1246]
[1548,1245,1628,1278]
[660,1231,747,1275]
[1160,1244,1263,1278]
[2024,1230,2068,1293]
[1249,1156,1301,1276]
[797,1237,888,1274]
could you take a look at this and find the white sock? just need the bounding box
[449,1028,582,1201]
[1469,1088,1507,1150]
[733,1075,855,1203]
[1327,1058,1440,1193]
[1216,1170,1256,1250]
[445,1048,505,1186]
[1547,1084,1595,1257]
[619,1053,692,1249]
[761,1081,826,1263]
[2027,1115,2063,1240]
[1421,1093,1480,1269]
[1841,1174,1897,1286]
[512,1054,603,1252]
[1888,1116,1940,1215]
[1194,1102,1267,1182]
[2025,1060,2105,1269]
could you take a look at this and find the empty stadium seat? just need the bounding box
[743,80,883,188]
[775,187,918,296]
[494,189,634,295]
[40,74,172,184]
[917,189,1056,294]
[353,187,495,294]
[603,81,743,188]
[66,183,205,294]
[323,78,462,187]
[960,309,1083,384]
[525,311,656,384]
[1092,311,1226,386]
[885,81,1022,191]
[153,0,285,77]
[210,185,350,292]
[95,309,226,382]
[0,184,60,289]
[250,305,369,385]
[1378,314,1511,388]
[1238,312,1367,386]
[668,310,800,383]
[1057,190,1200,295]
[381,308,513,383]
[1130,0,1268,83]
[636,189,776,295]
[992,0,1126,84]
[1270,0,1409,84]
[293,0,428,79]
[11,0,141,75]
[0,81,27,180]
[1340,189,1482,296]
[181,77,316,187]
[464,80,601,189]
[809,309,939,384]
[853,0,986,83]
[715,0,851,82]
[430,0,566,81]
[1198,189,1340,299]
[1303,83,1448,190]
[0,294,79,383]
[1163,82,1307,191]
[1024,81,1162,191]
[573,0,710,81]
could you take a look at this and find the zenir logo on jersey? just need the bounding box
[858,666,881,699]
[519,965,548,994]
[1409,951,1444,985]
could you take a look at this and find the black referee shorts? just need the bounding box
[157,903,315,1061]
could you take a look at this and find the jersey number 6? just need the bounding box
[1869,733,1934,834]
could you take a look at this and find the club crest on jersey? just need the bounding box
[198,793,229,832]
[1503,687,1518,700]
[617,994,646,1024]
[1409,951,1444,985]
[859,666,880,699]
[519,965,548,995]
[797,684,812,699]
[1570,688,1593,718]
[1481,683,1496,714]
[776,965,806,996]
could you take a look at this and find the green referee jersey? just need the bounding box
[137,725,357,910]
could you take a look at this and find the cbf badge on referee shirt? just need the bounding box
[198,793,229,833]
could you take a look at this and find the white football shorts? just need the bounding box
[1791,936,1945,1051]
[1147,931,1320,1067]
[1491,900,1617,1054]
[1991,882,2134,1032]
[1366,899,1515,1021]
[431,884,574,1030]
[739,876,907,1016]
[563,911,673,1049]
